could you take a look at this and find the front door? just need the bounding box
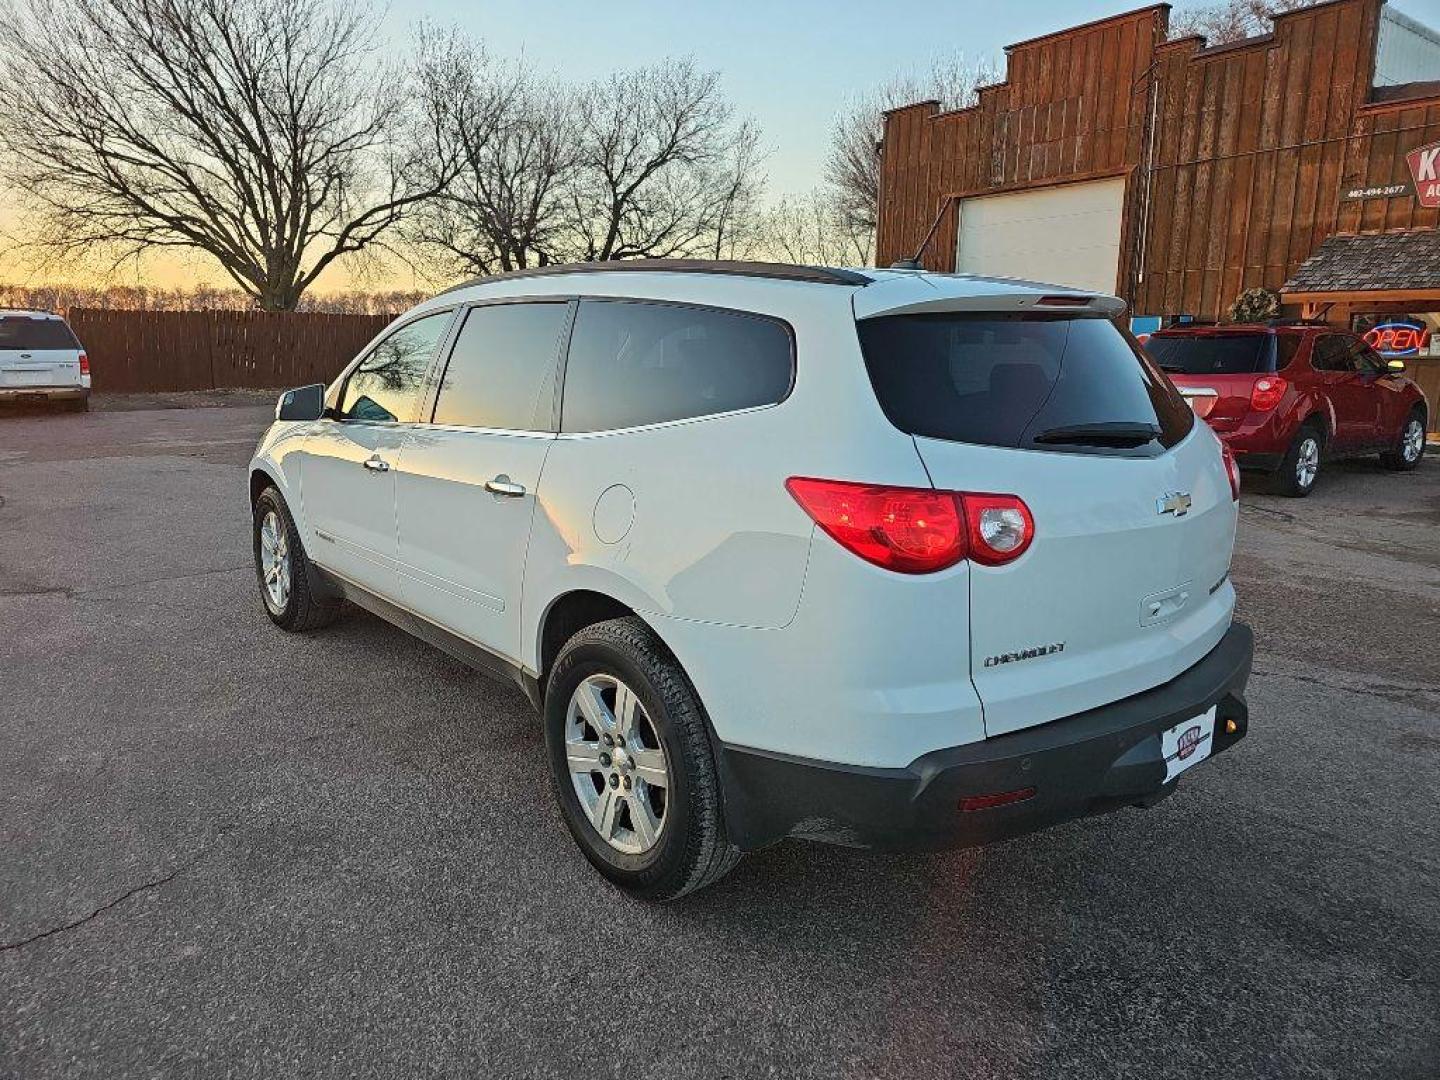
[300,309,455,601]
[394,300,571,662]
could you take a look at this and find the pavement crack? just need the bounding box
[0,832,229,953]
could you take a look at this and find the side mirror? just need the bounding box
[1386,358,1407,373]
[276,383,326,421]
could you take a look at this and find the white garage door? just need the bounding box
[955,177,1126,295]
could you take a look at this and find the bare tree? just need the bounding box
[404,32,571,278]
[826,53,1000,252]
[1168,0,1313,45]
[563,59,764,262]
[754,190,872,267]
[0,0,465,310]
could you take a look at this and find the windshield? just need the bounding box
[1146,333,1277,375]
[857,313,1194,456]
[0,316,79,351]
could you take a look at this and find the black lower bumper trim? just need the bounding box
[716,622,1253,852]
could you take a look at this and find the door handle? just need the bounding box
[362,456,390,473]
[485,476,526,497]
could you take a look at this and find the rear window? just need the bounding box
[1146,333,1278,375]
[857,314,1194,456]
[0,317,78,350]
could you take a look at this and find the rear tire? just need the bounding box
[1272,423,1323,497]
[1380,407,1426,472]
[63,398,88,413]
[544,617,740,900]
[252,486,340,632]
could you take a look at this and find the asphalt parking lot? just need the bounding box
[2,402,1437,1080]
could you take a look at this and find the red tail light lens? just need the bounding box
[1221,443,1241,500]
[77,352,90,376]
[1249,376,1287,411]
[785,478,966,574]
[785,479,1034,573]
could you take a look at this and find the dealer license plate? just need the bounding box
[1162,706,1217,782]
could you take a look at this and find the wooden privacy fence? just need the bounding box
[67,308,395,393]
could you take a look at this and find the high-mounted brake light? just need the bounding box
[1249,375,1287,412]
[1035,294,1092,307]
[785,478,1034,573]
[77,352,90,376]
[1221,443,1241,500]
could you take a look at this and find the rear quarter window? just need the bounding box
[0,317,79,350]
[561,299,793,433]
[858,313,1194,456]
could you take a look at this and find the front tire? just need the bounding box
[1380,407,1426,472]
[252,486,340,632]
[544,617,740,900]
[1272,423,1323,497]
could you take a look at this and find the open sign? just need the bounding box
[1363,322,1430,357]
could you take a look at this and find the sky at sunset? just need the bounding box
[5,0,1440,294]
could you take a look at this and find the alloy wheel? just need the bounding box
[1296,436,1320,489]
[1402,418,1425,463]
[564,673,670,855]
[258,510,292,611]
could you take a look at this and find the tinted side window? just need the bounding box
[1275,334,1302,370]
[561,300,793,433]
[1311,336,1355,372]
[858,314,1193,456]
[432,302,569,430]
[340,312,452,423]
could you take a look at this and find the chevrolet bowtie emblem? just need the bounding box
[1157,492,1193,517]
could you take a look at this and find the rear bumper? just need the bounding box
[0,386,88,403]
[716,622,1253,852]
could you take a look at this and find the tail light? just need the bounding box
[1221,443,1241,500]
[1249,376,1287,411]
[962,493,1035,565]
[77,352,90,376]
[785,478,1033,573]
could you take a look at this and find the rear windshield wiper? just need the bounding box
[1032,422,1161,447]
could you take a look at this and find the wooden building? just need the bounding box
[876,0,1440,418]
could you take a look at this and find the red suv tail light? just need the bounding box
[77,352,90,376]
[1249,375,1287,411]
[785,478,1033,573]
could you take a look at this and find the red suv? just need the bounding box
[1146,324,1428,496]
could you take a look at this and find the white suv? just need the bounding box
[248,260,1254,899]
[0,310,90,410]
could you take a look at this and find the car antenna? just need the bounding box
[889,201,952,271]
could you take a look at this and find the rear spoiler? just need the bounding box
[853,275,1127,321]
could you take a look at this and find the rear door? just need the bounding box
[394,299,570,662]
[1312,335,1373,448]
[857,312,1236,736]
[0,314,82,389]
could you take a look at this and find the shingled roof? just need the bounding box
[1283,231,1440,294]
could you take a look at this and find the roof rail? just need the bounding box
[437,259,873,297]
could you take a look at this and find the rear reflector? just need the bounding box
[786,478,1034,573]
[959,787,1036,813]
[1221,443,1241,500]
